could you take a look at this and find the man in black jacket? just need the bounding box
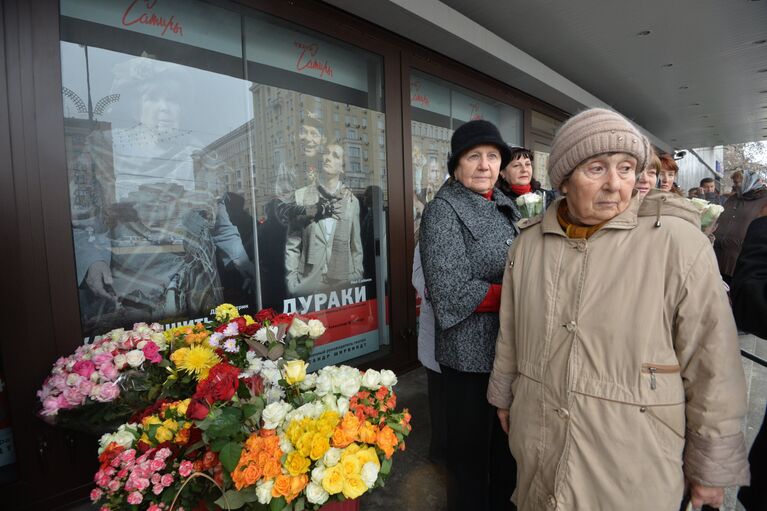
[733,205,767,511]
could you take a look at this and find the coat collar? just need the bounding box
[434,179,520,237]
[538,195,641,238]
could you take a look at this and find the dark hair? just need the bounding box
[658,153,678,172]
[509,146,534,164]
[700,177,715,186]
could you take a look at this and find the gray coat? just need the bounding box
[420,179,520,372]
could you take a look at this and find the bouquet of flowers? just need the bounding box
[36,322,170,434]
[39,304,410,510]
[515,191,544,218]
[688,197,724,231]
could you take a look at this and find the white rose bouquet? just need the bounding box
[515,191,544,218]
[688,197,724,231]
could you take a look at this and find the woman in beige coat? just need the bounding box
[487,108,749,510]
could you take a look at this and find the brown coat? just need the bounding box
[713,188,767,277]
[488,190,749,510]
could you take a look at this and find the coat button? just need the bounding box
[547,495,557,508]
[506,238,513,246]
[556,408,570,419]
[565,321,577,332]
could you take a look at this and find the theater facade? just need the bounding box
[0,0,568,507]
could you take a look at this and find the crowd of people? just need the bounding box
[414,109,766,510]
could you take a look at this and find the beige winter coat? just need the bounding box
[487,190,749,510]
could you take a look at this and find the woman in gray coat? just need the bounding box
[420,119,520,510]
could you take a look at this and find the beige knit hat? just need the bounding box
[548,108,650,190]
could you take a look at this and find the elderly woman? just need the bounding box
[487,108,749,510]
[420,119,520,510]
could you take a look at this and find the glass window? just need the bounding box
[409,70,522,235]
[59,0,391,368]
[531,111,562,138]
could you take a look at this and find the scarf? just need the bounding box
[510,183,532,196]
[556,201,607,239]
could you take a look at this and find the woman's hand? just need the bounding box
[497,408,509,435]
[687,481,724,509]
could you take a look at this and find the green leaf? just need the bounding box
[214,487,259,509]
[380,457,393,476]
[293,496,305,511]
[270,496,287,511]
[389,423,403,433]
[241,403,259,418]
[206,407,243,439]
[210,437,229,452]
[219,442,244,473]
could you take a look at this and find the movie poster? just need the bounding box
[61,1,389,368]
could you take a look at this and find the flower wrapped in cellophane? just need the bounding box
[36,322,170,434]
[515,191,544,218]
[688,197,724,231]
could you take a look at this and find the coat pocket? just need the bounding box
[642,402,686,462]
[641,363,681,391]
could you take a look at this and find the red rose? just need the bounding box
[254,308,276,323]
[214,323,228,333]
[197,362,240,403]
[186,398,210,420]
[270,313,294,326]
[242,321,261,336]
[233,317,247,331]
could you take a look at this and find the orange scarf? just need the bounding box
[556,201,607,239]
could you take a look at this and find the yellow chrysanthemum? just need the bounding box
[215,303,240,322]
[243,314,255,325]
[176,345,221,380]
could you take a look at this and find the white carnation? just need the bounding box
[255,479,274,504]
[361,462,380,488]
[361,369,382,389]
[305,482,329,505]
[323,447,342,467]
[307,319,326,338]
[380,369,398,388]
